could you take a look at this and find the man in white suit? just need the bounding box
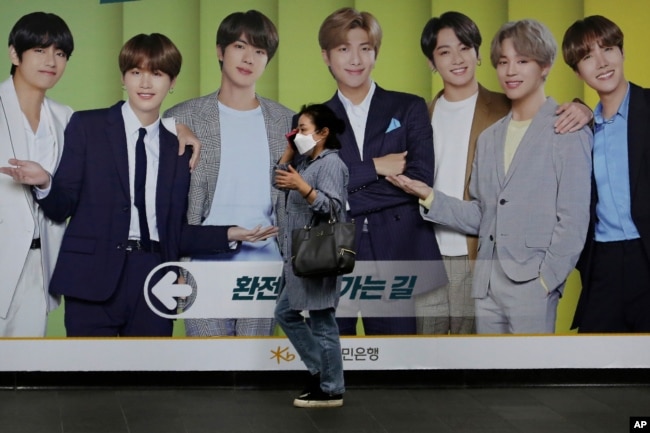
[0,12,74,337]
[389,19,592,334]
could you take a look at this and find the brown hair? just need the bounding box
[562,15,623,71]
[118,33,182,79]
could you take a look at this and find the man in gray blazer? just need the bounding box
[164,10,293,336]
[389,19,592,334]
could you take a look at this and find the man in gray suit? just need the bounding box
[164,10,294,336]
[389,19,592,334]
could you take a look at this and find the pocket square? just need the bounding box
[385,118,401,133]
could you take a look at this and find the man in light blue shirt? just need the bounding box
[563,15,650,332]
[592,89,640,242]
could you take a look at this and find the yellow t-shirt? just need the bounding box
[504,118,532,173]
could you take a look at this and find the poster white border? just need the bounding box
[1,335,649,371]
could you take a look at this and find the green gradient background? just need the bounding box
[1,0,647,336]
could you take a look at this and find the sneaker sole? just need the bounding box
[293,398,343,408]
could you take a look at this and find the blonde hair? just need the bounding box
[490,19,556,69]
[318,7,382,56]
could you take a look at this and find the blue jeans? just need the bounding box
[274,289,345,395]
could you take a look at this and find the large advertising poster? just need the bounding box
[1,0,649,372]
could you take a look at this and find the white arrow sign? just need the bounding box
[144,261,444,319]
[150,271,192,310]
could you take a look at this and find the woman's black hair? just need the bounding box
[297,103,345,149]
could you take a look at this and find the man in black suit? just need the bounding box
[563,15,650,332]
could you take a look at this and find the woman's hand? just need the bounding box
[279,130,297,164]
[275,165,307,191]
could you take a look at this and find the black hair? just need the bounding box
[8,12,74,75]
[298,104,345,150]
[420,11,481,65]
[216,10,279,69]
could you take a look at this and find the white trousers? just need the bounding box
[0,249,47,337]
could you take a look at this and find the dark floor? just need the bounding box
[1,383,649,433]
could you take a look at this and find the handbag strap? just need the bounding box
[307,195,339,229]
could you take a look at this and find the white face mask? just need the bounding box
[293,132,321,155]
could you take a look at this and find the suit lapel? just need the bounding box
[42,100,65,171]
[106,102,131,199]
[0,79,29,161]
[471,86,497,156]
[327,86,396,161]
[502,123,530,187]
[259,96,276,152]
[493,117,508,188]
[259,95,287,175]
[327,94,361,164]
[427,90,442,119]
[364,87,393,161]
[156,126,177,235]
[42,97,71,172]
[203,92,221,212]
[627,83,648,197]
[468,86,496,194]
[502,98,555,187]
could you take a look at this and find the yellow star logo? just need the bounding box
[270,346,296,364]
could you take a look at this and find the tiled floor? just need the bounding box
[0,384,649,433]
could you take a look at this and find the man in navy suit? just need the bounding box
[1,34,276,337]
[318,8,447,335]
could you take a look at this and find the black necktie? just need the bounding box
[135,127,150,247]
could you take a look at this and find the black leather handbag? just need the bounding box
[291,198,356,278]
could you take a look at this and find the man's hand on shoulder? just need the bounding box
[554,101,593,134]
[176,123,202,171]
